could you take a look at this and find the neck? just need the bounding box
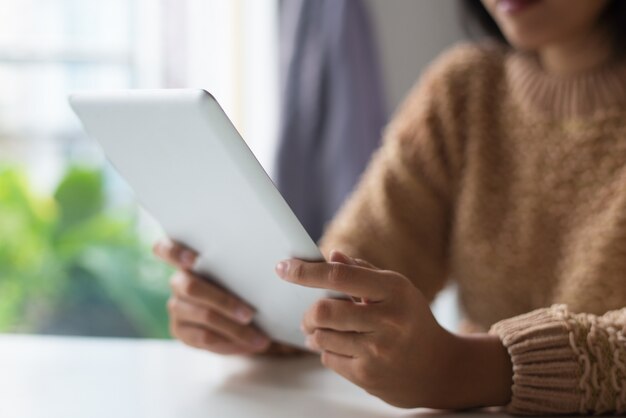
[538,27,614,76]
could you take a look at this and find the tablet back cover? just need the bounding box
[69,89,327,348]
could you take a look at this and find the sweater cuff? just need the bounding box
[489,305,581,415]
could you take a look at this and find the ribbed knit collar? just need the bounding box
[506,52,626,120]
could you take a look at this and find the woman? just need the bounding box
[155,0,626,414]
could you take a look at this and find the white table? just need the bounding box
[0,335,506,418]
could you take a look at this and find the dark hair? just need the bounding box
[459,0,626,55]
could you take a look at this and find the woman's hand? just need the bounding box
[275,250,512,409]
[154,239,301,356]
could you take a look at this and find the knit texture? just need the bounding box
[318,43,626,414]
[490,305,626,414]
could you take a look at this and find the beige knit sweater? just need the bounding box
[318,43,626,415]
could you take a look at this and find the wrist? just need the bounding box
[443,332,513,409]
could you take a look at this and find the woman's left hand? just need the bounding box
[275,250,458,409]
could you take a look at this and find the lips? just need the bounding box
[497,0,541,14]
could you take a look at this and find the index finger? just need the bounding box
[275,260,392,301]
[153,239,197,270]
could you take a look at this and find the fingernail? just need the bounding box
[252,335,270,349]
[154,240,168,256]
[275,261,289,277]
[305,335,316,350]
[181,250,196,268]
[235,307,255,324]
[173,270,185,283]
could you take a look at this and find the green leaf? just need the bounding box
[78,245,172,338]
[54,167,105,232]
[0,164,172,339]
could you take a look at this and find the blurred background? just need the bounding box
[0,0,464,339]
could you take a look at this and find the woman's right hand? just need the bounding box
[153,239,273,355]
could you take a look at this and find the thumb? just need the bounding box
[329,250,377,269]
[329,250,376,305]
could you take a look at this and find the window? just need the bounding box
[0,0,279,338]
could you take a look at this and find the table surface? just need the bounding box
[0,334,508,418]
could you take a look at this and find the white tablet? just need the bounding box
[69,89,328,349]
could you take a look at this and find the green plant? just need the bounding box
[0,165,173,338]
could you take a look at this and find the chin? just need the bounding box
[504,37,545,51]
[500,29,550,51]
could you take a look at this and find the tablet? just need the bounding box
[69,89,329,349]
